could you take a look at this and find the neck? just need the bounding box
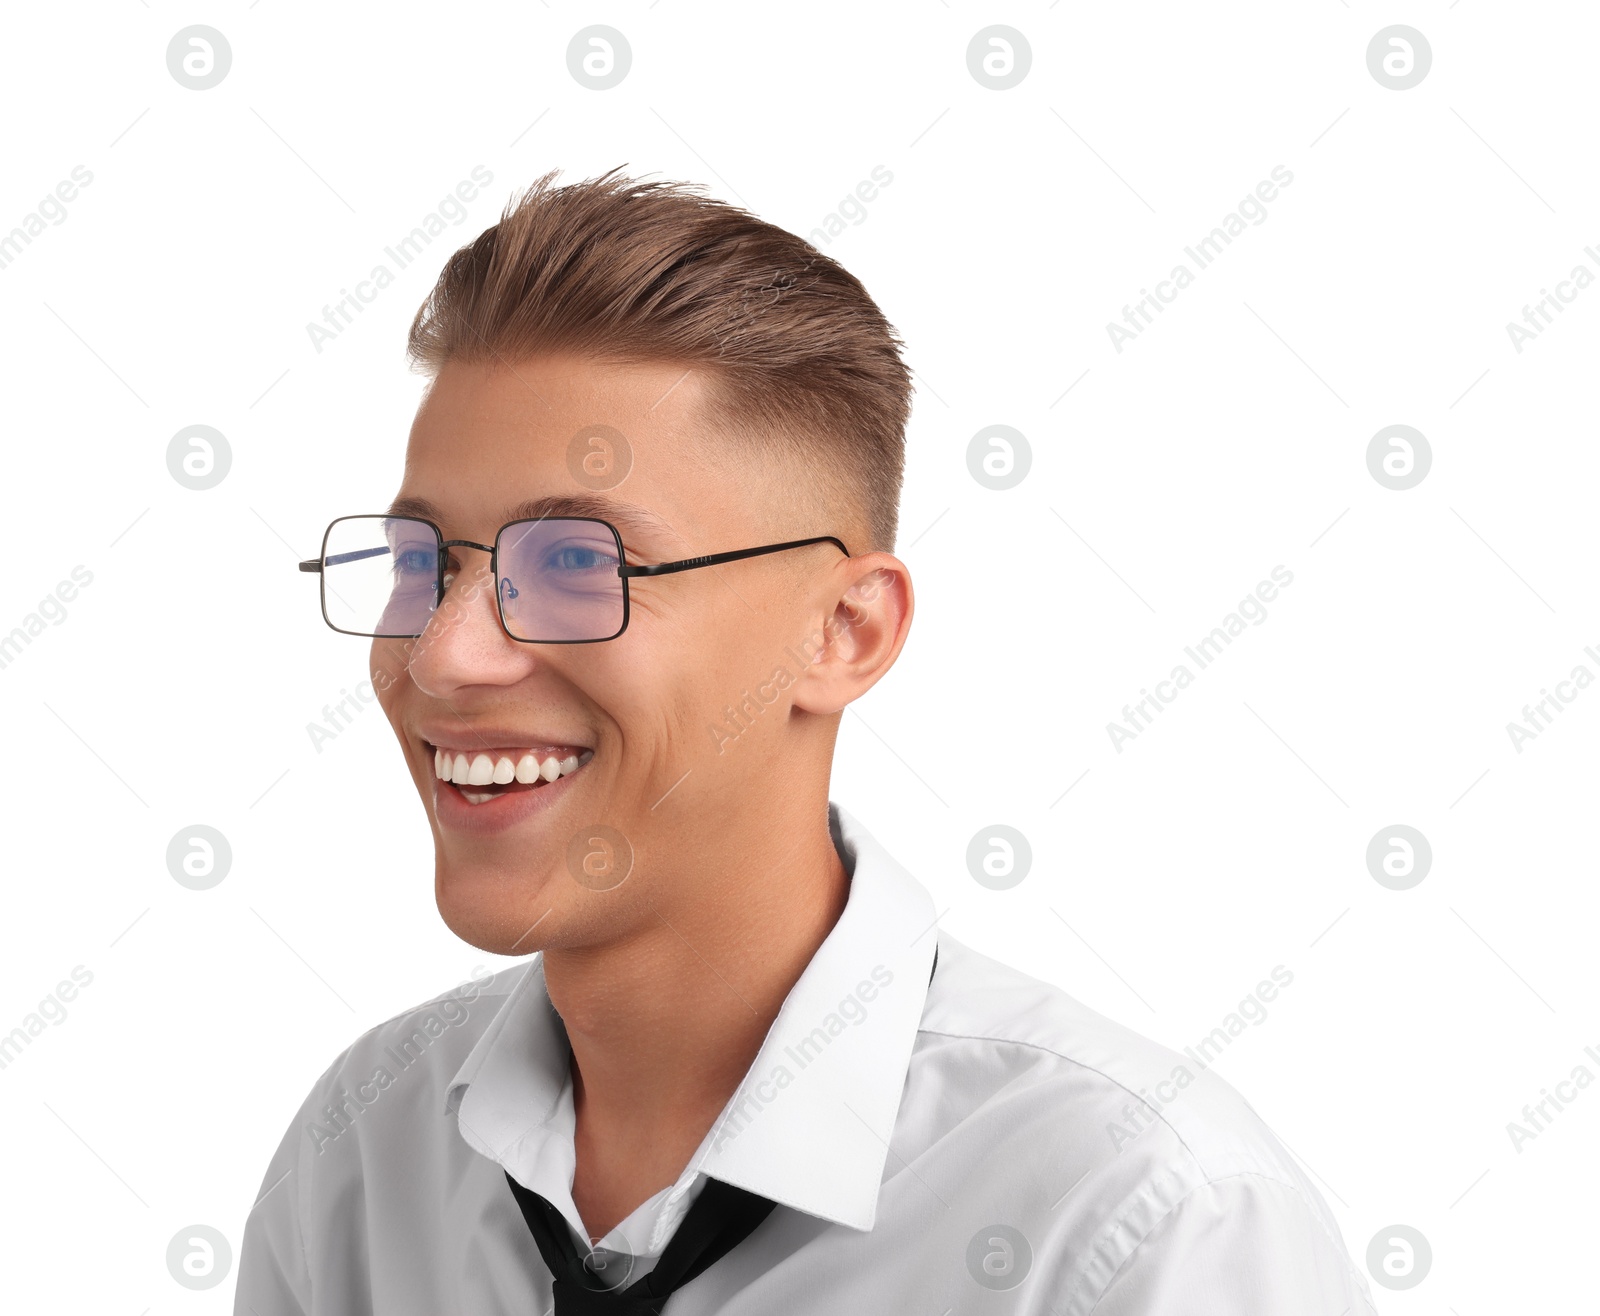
[542,802,851,1158]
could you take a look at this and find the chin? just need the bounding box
[434,863,563,957]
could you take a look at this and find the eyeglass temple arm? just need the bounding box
[300,545,398,573]
[620,535,849,579]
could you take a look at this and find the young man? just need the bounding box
[236,169,1376,1314]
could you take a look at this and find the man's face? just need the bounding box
[372,353,851,955]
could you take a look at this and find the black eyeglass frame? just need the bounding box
[297,514,851,644]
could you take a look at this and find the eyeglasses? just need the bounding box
[297,514,850,643]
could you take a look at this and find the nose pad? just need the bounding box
[496,573,520,634]
[423,558,500,640]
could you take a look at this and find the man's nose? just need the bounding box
[404,557,532,696]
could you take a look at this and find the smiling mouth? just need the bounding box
[427,743,595,806]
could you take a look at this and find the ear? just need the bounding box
[789,553,914,716]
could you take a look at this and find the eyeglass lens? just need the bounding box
[318,516,625,641]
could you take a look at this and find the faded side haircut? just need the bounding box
[406,166,913,551]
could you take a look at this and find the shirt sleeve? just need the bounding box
[1088,1174,1378,1315]
[234,1089,316,1314]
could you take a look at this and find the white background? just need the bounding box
[1,3,1595,1311]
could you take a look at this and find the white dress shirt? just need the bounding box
[235,802,1378,1314]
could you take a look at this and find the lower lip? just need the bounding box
[430,759,589,836]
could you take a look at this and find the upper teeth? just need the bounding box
[433,747,592,785]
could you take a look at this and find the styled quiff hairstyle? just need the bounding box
[406,167,913,551]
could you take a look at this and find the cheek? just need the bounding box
[678,632,785,731]
[370,641,410,720]
[573,636,705,753]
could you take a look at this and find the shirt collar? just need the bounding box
[445,801,938,1233]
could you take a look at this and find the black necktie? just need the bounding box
[505,1171,776,1314]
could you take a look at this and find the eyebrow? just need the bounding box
[384,493,680,544]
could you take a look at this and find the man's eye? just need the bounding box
[536,539,621,573]
[548,546,611,571]
[394,548,436,576]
